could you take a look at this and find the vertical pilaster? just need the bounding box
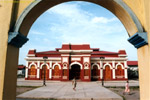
[37,61,40,78]
[112,61,116,79]
[25,61,28,78]
[49,61,52,79]
[124,61,128,79]
[100,61,103,79]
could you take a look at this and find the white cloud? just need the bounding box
[19,2,137,65]
[91,17,117,24]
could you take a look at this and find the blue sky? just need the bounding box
[19,1,137,65]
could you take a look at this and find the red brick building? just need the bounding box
[25,44,128,81]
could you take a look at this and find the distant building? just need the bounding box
[25,44,128,81]
[18,65,25,76]
[127,61,138,71]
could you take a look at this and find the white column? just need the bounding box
[37,61,40,78]
[112,61,116,79]
[25,61,28,78]
[49,61,52,79]
[100,69,103,79]
[100,61,103,79]
[124,68,128,79]
[49,68,52,79]
[124,61,128,79]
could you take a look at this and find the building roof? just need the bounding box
[61,44,91,50]
[27,44,127,58]
[18,65,25,69]
[127,61,138,66]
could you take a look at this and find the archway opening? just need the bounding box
[69,64,81,80]
[41,65,49,80]
[91,65,99,81]
[104,65,111,81]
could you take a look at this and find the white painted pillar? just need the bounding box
[124,61,128,79]
[100,69,103,79]
[112,61,116,79]
[100,61,103,79]
[37,61,40,78]
[25,61,28,78]
[124,68,128,79]
[49,61,52,79]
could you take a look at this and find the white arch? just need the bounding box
[69,61,83,69]
[29,62,37,69]
[103,63,113,69]
[115,63,124,69]
[91,63,100,69]
[40,63,49,69]
[52,63,61,69]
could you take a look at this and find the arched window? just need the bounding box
[116,65,124,78]
[104,65,111,80]
[92,65,99,81]
[53,65,60,78]
[41,65,48,79]
[30,65,36,75]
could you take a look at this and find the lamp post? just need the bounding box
[100,57,105,86]
[43,56,48,86]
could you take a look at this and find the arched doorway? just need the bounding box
[29,65,36,79]
[104,65,111,80]
[53,65,60,79]
[92,65,99,81]
[116,65,124,79]
[69,64,81,80]
[41,65,48,80]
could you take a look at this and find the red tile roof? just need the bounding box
[18,65,25,69]
[127,61,138,66]
[61,44,90,50]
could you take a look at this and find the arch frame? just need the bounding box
[52,63,61,69]
[91,63,100,69]
[40,63,49,69]
[69,61,83,69]
[28,62,37,69]
[7,0,148,48]
[103,63,113,69]
[115,63,124,69]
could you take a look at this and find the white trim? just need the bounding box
[61,54,91,57]
[69,61,83,69]
[112,61,115,68]
[40,63,49,69]
[49,61,52,68]
[100,69,103,79]
[25,68,28,78]
[52,63,61,69]
[112,69,116,79]
[124,68,128,79]
[124,61,128,68]
[49,68,52,79]
[59,50,93,53]
[103,63,113,69]
[91,63,100,69]
[91,57,128,61]
[119,54,127,57]
[27,54,35,57]
[25,57,61,61]
[29,62,37,69]
[37,68,40,78]
[115,62,124,69]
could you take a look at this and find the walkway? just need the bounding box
[17,82,122,100]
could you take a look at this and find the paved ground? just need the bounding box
[17,78,139,100]
[17,78,139,87]
[17,79,123,100]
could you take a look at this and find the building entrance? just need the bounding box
[69,64,81,80]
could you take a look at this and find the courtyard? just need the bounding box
[16,78,139,100]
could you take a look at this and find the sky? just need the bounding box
[19,1,137,65]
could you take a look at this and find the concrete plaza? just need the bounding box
[17,81,123,100]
